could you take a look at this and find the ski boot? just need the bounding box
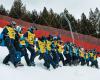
[31,61,36,66]
[14,62,24,67]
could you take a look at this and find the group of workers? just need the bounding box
[0,21,99,70]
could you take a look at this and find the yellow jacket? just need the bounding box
[85,53,89,59]
[93,54,97,61]
[6,26,16,39]
[38,40,46,53]
[58,44,64,53]
[46,40,51,51]
[54,41,58,46]
[89,52,94,58]
[79,50,84,58]
[26,31,35,45]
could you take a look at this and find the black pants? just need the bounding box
[19,46,30,66]
[85,59,89,66]
[65,54,72,66]
[3,40,17,66]
[27,45,36,63]
[51,50,59,65]
[64,53,68,63]
[63,50,68,63]
[91,60,99,68]
[43,53,56,69]
[58,53,65,66]
[72,54,78,65]
[80,57,85,66]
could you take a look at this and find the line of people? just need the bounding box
[0,21,99,69]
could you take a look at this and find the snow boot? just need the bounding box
[3,62,10,66]
[31,61,36,66]
[14,62,24,68]
[44,63,50,70]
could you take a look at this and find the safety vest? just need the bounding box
[85,53,89,59]
[89,52,93,58]
[79,50,84,58]
[58,44,64,53]
[6,26,16,39]
[46,40,51,51]
[93,54,97,61]
[38,40,46,53]
[19,33,26,45]
[54,41,58,46]
[27,31,35,45]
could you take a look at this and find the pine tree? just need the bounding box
[49,9,59,27]
[89,8,100,37]
[9,0,23,19]
[80,13,89,34]
[41,7,49,25]
[60,8,77,31]
[95,8,100,38]
[31,10,38,23]
[0,5,8,15]
[60,8,69,30]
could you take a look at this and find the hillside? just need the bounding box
[0,15,100,52]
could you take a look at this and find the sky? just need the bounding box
[0,0,100,19]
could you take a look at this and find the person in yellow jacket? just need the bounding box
[38,37,57,69]
[90,49,99,69]
[51,37,59,67]
[79,48,85,65]
[89,50,94,62]
[57,40,66,66]
[38,39,46,54]
[45,39,57,69]
[38,37,47,67]
[24,26,36,66]
[46,40,52,52]
[84,50,90,66]
[2,21,19,67]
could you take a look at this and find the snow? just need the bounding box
[0,28,100,80]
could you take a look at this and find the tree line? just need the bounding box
[0,0,100,38]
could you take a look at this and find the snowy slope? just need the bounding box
[0,28,100,80]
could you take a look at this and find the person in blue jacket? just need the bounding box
[67,42,73,66]
[72,45,79,65]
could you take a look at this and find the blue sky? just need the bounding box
[0,0,100,19]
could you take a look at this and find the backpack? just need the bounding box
[0,34,5,46]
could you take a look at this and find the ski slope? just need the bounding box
[0,28,100,80]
